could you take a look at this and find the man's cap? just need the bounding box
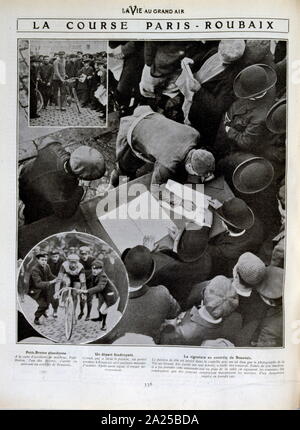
[91,259,103,269]
[67,253,80,262]
[69,146,106,180]
[30,55,39,62]
[122,245,155,287]
[79,246,90,254]
[236,252,266,286]
[233,157,274,194]
[234,64,277,99]
[50,249,60,256]
[218,40,245,63]
[36,252,48,259]
[58,51,65,55]
[256,266,284,299]
[266,99,286,134]
[216,197,254,230]
[242,40,271,66]
[204,275,239,319]
[190,149,215,176]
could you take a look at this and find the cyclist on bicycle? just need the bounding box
[54,254,87,319]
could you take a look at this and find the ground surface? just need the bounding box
[19,293,122,344]
[29,104,106,128]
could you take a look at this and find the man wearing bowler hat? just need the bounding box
[19,140,106,223]
[215,63,277,157]
[148,210,213,308]
[207,197,264,277]
[107,246,181,343]
[217,152,280,239]
[263,98,286,184]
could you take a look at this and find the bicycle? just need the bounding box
[57,286,86,340]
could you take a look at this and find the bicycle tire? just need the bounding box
[36,89,44,112]
[65,296,74,340]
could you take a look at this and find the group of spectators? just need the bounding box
[104,39,286,347]
[25,246,119,331]
[29,50,107,119]
[20,39,286,347]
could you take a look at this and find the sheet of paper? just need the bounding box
[99,191,175,252]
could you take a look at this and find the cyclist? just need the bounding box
[54,254,87,319]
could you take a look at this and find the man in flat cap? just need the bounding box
[111,105,215,191]
[80,259,119,327]
[19,140,106,223]
[28,252,57,325]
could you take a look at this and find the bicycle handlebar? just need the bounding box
[58,287,87,296]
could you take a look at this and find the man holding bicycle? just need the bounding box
[28,252,57,325]
[81,259,119,331]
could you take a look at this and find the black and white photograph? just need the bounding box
[23,39,108,127]
[18,232,129,344]
[18,38,286,348]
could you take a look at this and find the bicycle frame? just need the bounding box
[58,286,86,340]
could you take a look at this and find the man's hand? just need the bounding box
[167,225,179,241]
[49,279,57,285]
[143,234,158,252]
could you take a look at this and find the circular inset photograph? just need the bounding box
[17,232,129,344]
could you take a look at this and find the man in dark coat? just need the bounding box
[189,40,246,148]
[29,56,40,119]
[109,41,144,114]
[81,259,119,329]
[215,64,277,159]
[106,246,181,343]
[207,197,264,277]
[38,55,53,109]
[217,152,280,240]
[47,249,64,316]
[19,140,105,224]
[149,226,212,309]
[28,253,57,324]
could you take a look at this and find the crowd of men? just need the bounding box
[27,246,119,331]
[105,39,286,347]
[20,39,286,347]
[29,50,107,119]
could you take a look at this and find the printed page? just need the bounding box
[0,0,299,410]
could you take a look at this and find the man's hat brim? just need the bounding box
[216,205,255,230]
[128,261,156,288]
[266,98,287,134]
[233,157,274,194]
[234,64,277,99]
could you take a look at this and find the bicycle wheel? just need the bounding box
[65,296,74,340]
[36,89,44,112]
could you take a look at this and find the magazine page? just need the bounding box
[0,0,299,410]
